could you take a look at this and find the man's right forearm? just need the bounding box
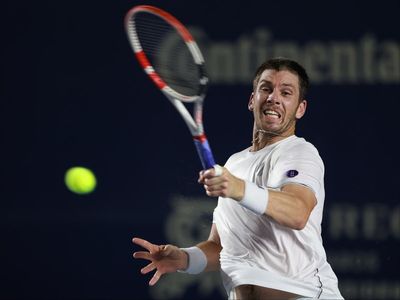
[196,240,222,272]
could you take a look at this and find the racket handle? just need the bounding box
[193,135,216,170]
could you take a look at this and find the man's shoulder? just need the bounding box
[224,146,251,164]
[287,136,318,151]
[231,147,251,158]
[276,136,322,161]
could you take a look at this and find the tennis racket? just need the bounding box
[125,5,220,173]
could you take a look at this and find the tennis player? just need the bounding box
[133,58,343,300]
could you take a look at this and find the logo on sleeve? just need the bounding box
[286,170,299,178]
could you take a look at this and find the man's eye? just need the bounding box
[260,86,271,92]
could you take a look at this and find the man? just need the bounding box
[133,58,343,299]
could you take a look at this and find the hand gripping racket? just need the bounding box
[125,5,221,174]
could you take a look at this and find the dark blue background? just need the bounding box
[2,0,399,299]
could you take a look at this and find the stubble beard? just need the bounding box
[256,114,297,138]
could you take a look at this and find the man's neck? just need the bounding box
[250,129,294,152]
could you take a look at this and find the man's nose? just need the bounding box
[267,92,280,104]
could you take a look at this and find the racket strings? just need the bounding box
[133,13,201,96]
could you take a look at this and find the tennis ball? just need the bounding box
[65,167,97,195]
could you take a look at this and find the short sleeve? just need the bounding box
[268,142,324,199]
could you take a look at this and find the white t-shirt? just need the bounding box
[213,135,343,299]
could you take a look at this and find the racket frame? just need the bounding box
[125,5,217,170]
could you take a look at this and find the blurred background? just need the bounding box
[2,0,399,299]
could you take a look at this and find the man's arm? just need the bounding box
[199,167,316,230]
[268,184,316,230]
[196,223,222,271]
[132,223,222,285]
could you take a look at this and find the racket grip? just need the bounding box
[193,135,216,170]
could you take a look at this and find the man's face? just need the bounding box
[249,69,307,136]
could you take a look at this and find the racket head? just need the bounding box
[125,5,208,103]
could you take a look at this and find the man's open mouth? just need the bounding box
[263,110,281,118]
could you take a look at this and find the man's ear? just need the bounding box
[248,93,254,111]
[295,99,307,119]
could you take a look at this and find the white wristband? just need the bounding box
[178,246,207,274]
[239,181,269,215]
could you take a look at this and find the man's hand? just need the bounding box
[198,166,245,201]
[132,237,188,286]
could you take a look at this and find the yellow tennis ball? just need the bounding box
[65,167,97,195]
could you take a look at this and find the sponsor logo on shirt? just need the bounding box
[286,170,299,178]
